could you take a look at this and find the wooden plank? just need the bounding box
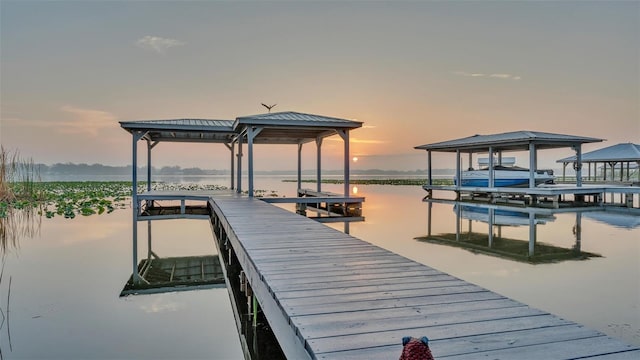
[286,290,501,317]
[291,298,524,328]
[275,277,461,298]
[269,273,458,293]
[315,325,605,359]
[441,336,640,359]
[260,258,427,275]
[296,306,548,339]
[306,314,574,353]
[574,350,640,359]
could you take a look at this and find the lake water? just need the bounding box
[1,175,639,358]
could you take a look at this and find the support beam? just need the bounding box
[488,208,494,247]
[237,136,243,193]
[529,143,536,188]
[337,130,350,198]
[427,150,433,186]
[297,143,303,191]
[316,137,323,193]
[455,149,461,189]
[528,213,536,256]
[488,147,494,188]
[225,142,235,190]
[131,130,147,284]
[246,127,263,197]
[146,140,159,192]
[573,144,583,187]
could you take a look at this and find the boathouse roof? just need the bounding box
[414,130,603,152]
[556,142,640,163]
[119,111,362,144]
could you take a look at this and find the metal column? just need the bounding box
[316,137,323,193]
[529,143,536,188]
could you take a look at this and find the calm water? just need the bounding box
[1,176,639,359]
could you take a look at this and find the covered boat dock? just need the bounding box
[557,142,640,184]
[414,131,640,207]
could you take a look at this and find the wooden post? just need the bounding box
[237,136,243,193]
[574,144,583,187]
[488,208,494,248]
[316,137,323,193]
[488,147,494,188]
[248,128,254,197]
[528,212,536,257]
[131,130,147,284]
[456,149,461,189]
[337,129,350,198]
[528,143,536,188]
[146,140,152,192]
[225,142,235,190]
[297,143,303,192]
[427,150,433,186]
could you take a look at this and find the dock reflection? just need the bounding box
[120,220,225,297]
[420,200,602,264]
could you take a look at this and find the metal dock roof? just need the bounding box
[119,111,362,144]
[415,130,603,152]
[557,142,640,163]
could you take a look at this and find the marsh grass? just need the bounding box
[0,147,43,204]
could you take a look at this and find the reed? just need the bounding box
[0,147,43,204]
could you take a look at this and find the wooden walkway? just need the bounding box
[209,196,640,360]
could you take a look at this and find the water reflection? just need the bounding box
[0,206,41,255]
[583,211,640,229]
[121,220,225,296]
[419,200,602,263]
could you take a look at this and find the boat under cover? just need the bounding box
[454,165,555,187]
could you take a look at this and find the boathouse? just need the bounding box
[412,131,640,206]
[556,142,640,183]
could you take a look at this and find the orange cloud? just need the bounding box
[58,105,119,136]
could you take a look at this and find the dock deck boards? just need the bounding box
[209,196,640,359]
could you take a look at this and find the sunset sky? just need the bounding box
[1,1,638,171]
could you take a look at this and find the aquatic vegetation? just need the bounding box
[1,181,229,220]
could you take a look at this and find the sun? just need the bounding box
[352,156,358,162]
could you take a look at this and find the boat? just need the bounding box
[454,165,555,187]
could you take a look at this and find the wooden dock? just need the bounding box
[423,184,640,210]
[208,195,640,360]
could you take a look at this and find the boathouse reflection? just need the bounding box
[120,219,225,296]
[420,200,601,263]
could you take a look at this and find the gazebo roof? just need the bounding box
[235,111,362,144]
[119,118,236,143]
[414,130,603,152]
[119,111,362,144]
[557,143,640,163]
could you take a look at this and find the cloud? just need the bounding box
[452,71,522,80]
[136,35,185,54]
[59,105,119,136]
